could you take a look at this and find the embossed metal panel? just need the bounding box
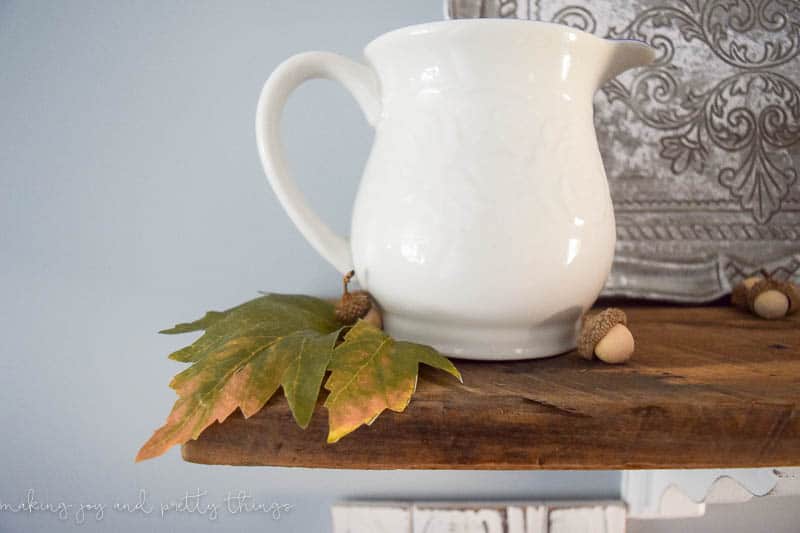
[447,0,800,301]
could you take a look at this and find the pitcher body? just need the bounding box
[256,20,654,359]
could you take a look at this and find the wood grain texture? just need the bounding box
[182,305,800,469]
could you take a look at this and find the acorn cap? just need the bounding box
[730,283,749,310]
[731,276,761,310]
[335,291,372,324]
[783,282,800,315]
[360,303,383,330]
[578,308,627,359]
[747,278,799,315]
[334,270,373,324]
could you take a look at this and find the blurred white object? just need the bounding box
[622,468,800,519]
[332,501,625,533]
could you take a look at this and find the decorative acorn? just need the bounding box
[361,305,383,330]
[731,275,761,310]
[335,270,382,328]
[747,277,799,320]
[732,271,799,320]
[578,308,635,364]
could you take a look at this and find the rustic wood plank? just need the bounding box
[182,305,800,469]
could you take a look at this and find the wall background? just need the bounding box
[0,1,795,532]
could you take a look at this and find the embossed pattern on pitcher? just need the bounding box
[448,0,800,301]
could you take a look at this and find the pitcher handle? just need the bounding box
[255,52,381,273]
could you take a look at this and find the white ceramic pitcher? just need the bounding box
[256,19,654,360]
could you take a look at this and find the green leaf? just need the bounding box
[136,294,342,461]
[323,320,462,443]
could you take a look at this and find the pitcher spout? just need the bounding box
[593,39,656,88]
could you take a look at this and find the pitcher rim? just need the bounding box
[364,18,627,54]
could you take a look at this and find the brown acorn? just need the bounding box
[361,305,383,330]
[335,270,373,325]
[747,277,799,320]
[731,275,762,310]
[578,308,634,364]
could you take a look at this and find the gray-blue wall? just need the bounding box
[0,2,619,531]
[5,2,800,532]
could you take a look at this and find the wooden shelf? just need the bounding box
[182,305,800,470]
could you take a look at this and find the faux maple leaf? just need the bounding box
[324,321,462,443]
[136,294,342,461]
[137,294,463,461]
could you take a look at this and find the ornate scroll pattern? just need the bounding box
[495,0,520,17]
[566,0,800,224]
[551,6,597,33]
[617,222,800,241]
[448,0,528,18]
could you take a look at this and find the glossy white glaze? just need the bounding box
[256,19,654,360]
